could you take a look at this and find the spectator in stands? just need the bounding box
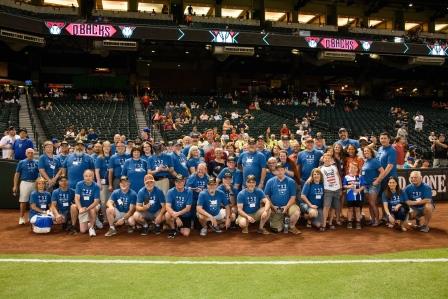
[213,111,222,121]
[222,119,233,133]
[242,109,254,120]
[413,112,424,132]
[38,141,63,191]
[336,128,360,150]
[231,111,239,120]
[87,128,98,143]
[12,128,34,161]
[280,124,290,137]
[13,148,38,224]
[396,126,408,143]
[393,137,406,169]
[199,111,209,122]
[432,134,448,168]
[428,132,437,143]
[404,171,434,233]
[0,126,18,159]
[75,128,88,143]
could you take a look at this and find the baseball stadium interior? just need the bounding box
[0,1,448,290]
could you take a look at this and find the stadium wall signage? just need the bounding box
[397,169,447,201]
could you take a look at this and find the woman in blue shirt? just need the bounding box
[382,176,409,231]
[186,146,202,174]
[300,168,325,230]
[122,146,148,193]
[29,177,52,221]
[362,147,385,227]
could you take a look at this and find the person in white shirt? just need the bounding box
[414,112,424,132]
[320,153,342,231]
[0,126,19,159]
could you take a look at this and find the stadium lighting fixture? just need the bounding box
[408,2,413,8]
[221,8,244,18]
[298,14,317,23]
[404,22,420,31]
[265,12,286,21]
[102,0,127,11]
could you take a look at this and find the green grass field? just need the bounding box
[1,249,447,299]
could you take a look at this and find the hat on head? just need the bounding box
[175,174,185,181]
[339,128,347,133]
[143,127,151,133]
[76,140,85,145]
[304,137,314,143]
[359,136,368,143]
[246,175,256,182]
[52,138,59,144]
[175,140,183,146]
[281,135,289,140]
[18,128,27,134]
[119,176,129,182]
[144,174,155,182]
[275,162,285,169]
[227,156,236,162]
[43,141,53,147]
[223,172,233,179]
[87,144,94,149]
[257,135,264,140]
[248,138,256,145]
[208,177,217,185]
[61,140,69,145]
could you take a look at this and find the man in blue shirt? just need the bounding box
[108,141,129,191]
[170,141,189,178]
[74,169,100,237]
[197,177,231,236]
[336,128,360,149]
[12,128,34,161]
[133,174,166,236]
[148,142,176,195]
[264,163,301,234]
[217,172,238,224]
[377,132,397,182]
[297,137,322,184]
[404,171,434,233]
[13,148,38,224]
[165,174,193,238]
[39,140,63,191]
[50,176,76,232]
[237,138,267,189]
[57,140,70,164]
[63,141,95,189]
[104,176,137,237]
[217,156,242,190]
[236,175,271,234]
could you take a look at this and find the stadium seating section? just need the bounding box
[34,98,138,141]
[0,103,19,133]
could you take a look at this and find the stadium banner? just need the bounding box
[397,168,447,201]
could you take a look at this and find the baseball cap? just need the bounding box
[246,175,256,183]
[257,135,264,140]
[339,128,347,133]
[227,156,236,162]
[223,172,233,179]
[190,133,200,138]
[207,177,217,185]
[143,127,151,133]
[359,137,368,143]
[281,135,289,140]
[61,140,69,145]
[144,174,155,182]
[153,142,162,150]
[275,162,285,169]
[175,174,186,181]
[87,144,94,149]
[175,140,183,146]
[18,128,27,134]
[52,138,59,144]
[248,138,256,145]
[119,176,129,182]
[43,141,53,147]
[76,140,85,145]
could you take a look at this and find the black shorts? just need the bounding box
[179,216,192,229]
[347,201,362,208]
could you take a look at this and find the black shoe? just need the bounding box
[69,226,78,235]
[154,224,161,235]
[168,229,177,239]
[140,226,149,236]
[208,222,222,233]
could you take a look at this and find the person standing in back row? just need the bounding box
[12,128,34,161]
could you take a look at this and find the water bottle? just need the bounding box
[283,216,290,234]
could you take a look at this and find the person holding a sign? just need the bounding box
[403,171,434,233]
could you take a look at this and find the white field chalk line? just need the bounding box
[0,258,447,265]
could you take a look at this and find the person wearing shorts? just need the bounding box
[165,174,193,238]
[343,163,365,229]
[236,175,271,234]
[320,153,342,231]
[50,176,76,233]
[74,169,100,237]
[134,174,166,236]
[300,168,324,229]
[104,176,137,237]
[196,177,231,236]
[264,163,301,234]
[13,148,39,224]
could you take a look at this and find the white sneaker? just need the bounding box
[95,218,103,229]
[200,227,208,236]
[19,217,25,225]
[89,227,96,237]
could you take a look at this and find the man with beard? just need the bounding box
[62,141,95,190]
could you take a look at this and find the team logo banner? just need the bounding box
[65,23,117,37]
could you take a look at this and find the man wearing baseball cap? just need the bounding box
[236,175,271,234]
[336,128,360,149]
[217,172,238,225]
[165,174,193,238]
[197,177,231,236]
[57,140,70,164]
[296,137,322,184]
[217,156,242,191]
[105,176,137,237]
[237,138,267,189]
[133,174,166,236]
[264,163,301,234]
[12,128,34,161]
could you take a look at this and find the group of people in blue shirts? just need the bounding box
[13,127,435,236]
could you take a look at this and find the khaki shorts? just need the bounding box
[270,204,300,231]
[19,181,35,203]
[135,210,160,221]
[236,208,264,224]
[78,211,90,223]
[113,208,127,222]
[197,209,226,222]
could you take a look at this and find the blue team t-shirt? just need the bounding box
[403,183,433,208]
[147,153,174,178]
[13,138,34,160]
[377,145,397,179]
[297,149,323,182]
[217,167,243,189]
[382,191,407,211]
[136,186,165,214]
[301,182,324,208]
[237,151,267,185]
[29,191,52,219]
[361,158,382,185]
[75,181,100,208]
[171,152,189,178]
[63,154,95,189]
[108,153,129,179]
[15,159,39,181]
[343,175,366,202]
[166,187,193,217]
[110,189,137,213]
[94,155,111,185]
[217,184,238,204]
[264,176,296,207]
[51,188,75,213]
[121,158,148,192]
[197,189,229,216]
[336,138,360,149]
[237,188,265,214]
[38,154,62,179]
[186,174,209,201]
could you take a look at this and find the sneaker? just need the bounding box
[105,227,117,237]
[208,222,222,233]
[256,228,270,235]
[154,224,161,235]
[19,217,25,225]
[306,222,312,228]
[95,218,103,229]
[200,227,208,236]
[289,227,302,235]
[69,226,78,235]
[347,222,353,229]
[242,227,249,234]
[168,229,177,239]
[127,226,134,234]
[355,222,361,230]
[419,225,430,233]
[89,227,96,237]
[140,226,149,236]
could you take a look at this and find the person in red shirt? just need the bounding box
[392,137,406,169]
[229,128,239,141]
[280,124,290,137]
